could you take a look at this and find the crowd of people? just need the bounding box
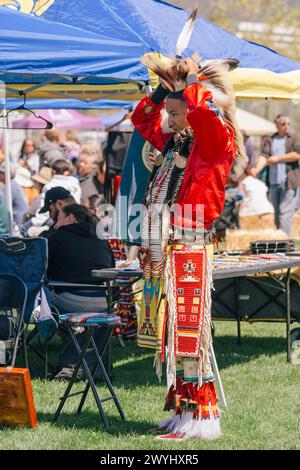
[0,125,137,380]
[216,115,300,238]
[1,113,300,241]
[0,128,108,237]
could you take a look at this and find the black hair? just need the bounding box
[98,160,106,174]
[146,135,175,190]
[145,129,193,205]
[19,138,36,158]
[275,114,290,123]
[52,159,71,175]
[165,130,193,204]
[62,203,96,224]
[88,194,107,210]
[166,90,185,101]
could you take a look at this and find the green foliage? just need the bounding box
[167,0,300,61]
[209,0,300,61]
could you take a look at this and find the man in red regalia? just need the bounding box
[131,56,246,440]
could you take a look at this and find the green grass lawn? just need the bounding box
[1,320,300,450]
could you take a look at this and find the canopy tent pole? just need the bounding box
[0,81,13,235]
[3,111,14,236]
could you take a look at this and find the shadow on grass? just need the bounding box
[38,410,156,436]
[110,334,287,387]
[20,331,288,385]
[214,334,286,369]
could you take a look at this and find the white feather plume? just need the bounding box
[176,6,198,58]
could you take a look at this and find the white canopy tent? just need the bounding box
[236,107,276,136]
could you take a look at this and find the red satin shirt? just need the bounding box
[132,83,236,229]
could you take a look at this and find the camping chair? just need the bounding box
[0,237,55,375]
[0,273,28,368]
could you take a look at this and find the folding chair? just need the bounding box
[48,281,113,379]
[52,312,125,429]
[0,237,54,375]
[0,273,28,368]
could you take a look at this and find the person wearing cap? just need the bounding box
[24,159,81,235]
[47,203,115,380]
[39,186,75,225]
[23,186,75,237]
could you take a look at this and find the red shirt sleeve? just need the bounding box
[183,83,235,161]
[131,95,173,152]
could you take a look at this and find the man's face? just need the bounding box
[55,209,75,229]
[275,117,290,137]
[0,172,5,184]
[76,154,94,177]
[48,202,58,219]
[165,98,189,132]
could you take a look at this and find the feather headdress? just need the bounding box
[140,6,248,178]
[176,6,198,59]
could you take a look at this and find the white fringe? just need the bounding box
[164,255,177,387]
[159,406,221,440]
[201,81,231,110]
[197,249,214,387]
[154,351,163,384]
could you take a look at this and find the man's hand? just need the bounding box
[250,155,267,176]
[268,152,300,164]
[267,156,279,166]
[123,112,132,121]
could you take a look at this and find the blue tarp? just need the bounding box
[0,0,299,106]
[0,7,148,85]
[0,0,299,98]
[38,0,300,73]
[5,99,133,109]
[115,129,152,244]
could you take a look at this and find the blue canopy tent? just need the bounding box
[1,0,300,102]
[0,6,149,100]
[1,0,300,233]
[5,99,133,109]
[27,0,300,73]
[0,6,149,233]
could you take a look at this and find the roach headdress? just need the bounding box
[140,7,248,178]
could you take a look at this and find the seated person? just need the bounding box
[37,186,75,238]
[24,159,81,235]
[46,203,115,379]
[25,186,75,238]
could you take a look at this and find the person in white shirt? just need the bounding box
[23,159,81,235]
[239,174,274,217]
